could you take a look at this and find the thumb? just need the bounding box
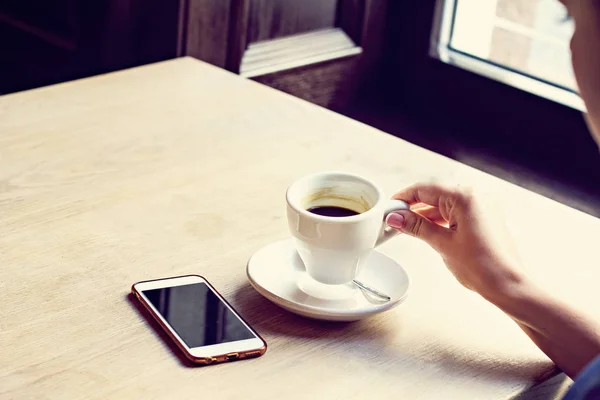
[386,210,451,249]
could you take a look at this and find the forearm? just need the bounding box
[484,281,600,378]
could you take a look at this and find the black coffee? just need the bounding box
[307,206,359,217]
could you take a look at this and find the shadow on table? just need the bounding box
[127,284,554,384]
[235,284,554,382]
[126,286,389,369]
[232,283,394,342]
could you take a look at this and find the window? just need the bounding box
[431,0,584,111]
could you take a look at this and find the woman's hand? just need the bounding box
[386,183,526,301]
[386,183,600,378]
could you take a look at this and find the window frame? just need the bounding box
[375,0,600,196]
[430,0,585,111]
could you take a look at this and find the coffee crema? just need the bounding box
[306,206,360,218]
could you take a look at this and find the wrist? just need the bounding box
[479,269,540,316]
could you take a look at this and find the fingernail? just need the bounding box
[386,212,405,229]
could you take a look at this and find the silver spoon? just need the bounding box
[352,280,391,301]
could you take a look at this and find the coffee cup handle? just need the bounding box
[375,199,410,247]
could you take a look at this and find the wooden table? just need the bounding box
[2,57,599,399]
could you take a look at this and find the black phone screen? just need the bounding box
[142,283,256,348]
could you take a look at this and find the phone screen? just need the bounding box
[142,283,256,348]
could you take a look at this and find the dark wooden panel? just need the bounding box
[91,0,139,71]
[184,0,232,67]
[0,21,76,94]
[247,0,338,43]
[345,0,388,97]
[226,0,250,72]
[336,0,364,44]
[0,0,185,94]
[0,0,88,94]
[251,56,359,110]
[243,0,387,112]
[1,0,76,40]
[133,0,184,65]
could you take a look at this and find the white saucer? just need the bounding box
[246,239,409,322]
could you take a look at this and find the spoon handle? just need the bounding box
[352,280,391,301]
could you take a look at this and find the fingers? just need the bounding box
[393,183,459,207]
[413,205,446,225]
[386,210,452,250]
[393,183,475,225]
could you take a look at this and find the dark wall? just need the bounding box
[0,1,182,94]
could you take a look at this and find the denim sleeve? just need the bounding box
[563,355,600,400]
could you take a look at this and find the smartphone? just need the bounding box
[132,275,266,365]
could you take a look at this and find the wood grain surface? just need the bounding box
[1,57,599,399]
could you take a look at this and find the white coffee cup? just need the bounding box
[286,172,409,285]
